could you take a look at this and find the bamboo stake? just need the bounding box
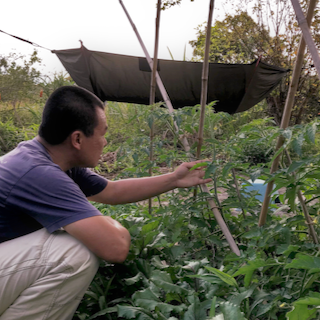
[194,0,214,199]
[119,0,175,115]
[284,149,319,244]
[119,0,240,256]
[150,0,161,106]
[196,0,214,159]
[148,0,162,214]
[258,0,318,226]
[119,0,190,152]
[291,0,320,79]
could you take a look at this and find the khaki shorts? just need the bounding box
[0,228,99,320]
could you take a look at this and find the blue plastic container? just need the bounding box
[242,179,278,203]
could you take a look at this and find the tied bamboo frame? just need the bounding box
[148,0,162,214]
[259,0,319,246]
[119,0,240,256]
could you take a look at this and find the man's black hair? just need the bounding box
[39,86,104,145]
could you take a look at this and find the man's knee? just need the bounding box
[46,230,100,285]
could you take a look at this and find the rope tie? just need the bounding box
[0,29,52,51]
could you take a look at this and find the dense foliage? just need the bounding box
[2,91,320,319]
[70,102,320,320]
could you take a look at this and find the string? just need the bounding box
[0,29,52,52]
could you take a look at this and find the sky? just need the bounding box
[1,0,231,76]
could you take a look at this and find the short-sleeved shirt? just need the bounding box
[0,138,108,243]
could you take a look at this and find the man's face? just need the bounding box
[80,107,108,168]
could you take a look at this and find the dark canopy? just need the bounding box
[53,45,288,114]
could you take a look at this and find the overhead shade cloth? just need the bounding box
[53,45,288,114]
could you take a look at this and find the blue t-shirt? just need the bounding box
[0,138,108,243]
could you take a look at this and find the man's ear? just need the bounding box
[70,131,83,150]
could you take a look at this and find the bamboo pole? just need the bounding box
[258,0,318,226]
[148,0,162,214]
[291,0,320,79]
[194,0,214,199]
[119,0,190,152]
[119,0,175,115]
[196,0,214,159]
[150,0,161,106]
[119,0,240,256]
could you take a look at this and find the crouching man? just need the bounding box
[0,86,211,320]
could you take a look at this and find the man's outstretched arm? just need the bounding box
[88,160,212,205]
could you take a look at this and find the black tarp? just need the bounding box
[53,45,288,114]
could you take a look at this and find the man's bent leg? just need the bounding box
[0,228,99,320]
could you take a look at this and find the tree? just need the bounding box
[190,11,272,64]
[39,72,74,100]
[0,50,42,108]
[190,0,320,124]
[162,0,195,10]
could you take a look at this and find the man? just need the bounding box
[0,86,211,320]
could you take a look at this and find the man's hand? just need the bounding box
[89,160,213,205]
[173,160,212,188]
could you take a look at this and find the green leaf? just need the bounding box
[187,274,223,285]
[151,256,168,269]
[286,185,297,211]
[287,160,309,174]
[151,270,172,283]
[182,260,201,272]
[133,288,185,314]
[285,254,320,274]
[303,274,319,291]
[256,302,273,317]
[219,301,247,320]
[282,128,292,141]
[190,162,209,171]
[87,307,117,320]
[84,290,98,301]
[141,220,160,235]
[150,270,190,295]
[147,232,166,248]
[182,295,207,320]
[136,299,185,314]
[233,259,279,287]
[147,114,154,129]
[133,288,159,303]
[209,297,217,318]
[205,267,238,288]
[190,216,209,228]
[124,272,144,285]
[276,244,300,256]
[291,133,304,156]
[117,305,154,320]
[242,228,262,239]
[222,162,234,178]
[99,295,106,310]
[151,278,190,295]
[293,291,320,305]
[229,286,255,305]
[210,315,224,320]
[305,122,317,144]
[286,304,317,320]
[249,168,263,182]
[132,153,139,163]
[204,163,219,179]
